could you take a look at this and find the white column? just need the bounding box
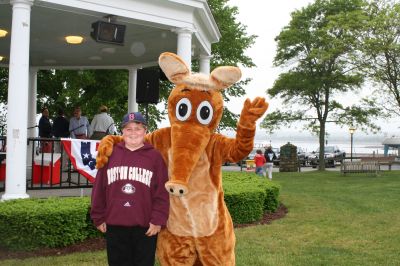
[26,68,37,168]
[199,54,212,74]
[173,28,194,68]
[128,68,138,112]
[2,0,34,201]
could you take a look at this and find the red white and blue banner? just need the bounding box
[61,138,100,183]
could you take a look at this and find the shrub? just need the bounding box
[0,172,280,250]
[223,171,281,224]
[0,197,99,250]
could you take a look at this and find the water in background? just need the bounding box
[221,130,399,156]
[257,138,385,156]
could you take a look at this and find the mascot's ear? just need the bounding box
[210,66,242,91]
[159,52,190,84]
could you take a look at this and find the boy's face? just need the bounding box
[122,122,146,149]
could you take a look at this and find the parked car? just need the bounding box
[309,145,346,168]
[247,148,259,160]
[297,147,310,166]
[237,147,266,166]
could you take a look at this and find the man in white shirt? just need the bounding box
[69,106,91,139]
[90,105,115,140]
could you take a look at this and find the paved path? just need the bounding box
[1,163,398,199]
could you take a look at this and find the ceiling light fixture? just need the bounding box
[0,30,8,38]
[65,35,83,44]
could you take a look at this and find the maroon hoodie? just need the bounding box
[91,142,169,228]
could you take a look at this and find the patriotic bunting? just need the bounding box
[61,138,100,183]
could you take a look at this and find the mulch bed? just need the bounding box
[234,203,288,228]
[0,204,287,261]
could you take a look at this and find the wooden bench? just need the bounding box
[378,161,400,170]
[340,161,380,176]
[360,156,400,171]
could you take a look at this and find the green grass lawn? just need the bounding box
[2,170,400,266]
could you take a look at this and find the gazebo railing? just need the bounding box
[0,137,94,192]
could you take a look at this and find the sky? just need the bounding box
[226,0,398,138]
[226,0,313,111]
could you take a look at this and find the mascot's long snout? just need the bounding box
[165,123,211,197]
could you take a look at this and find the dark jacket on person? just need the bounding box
[91,142,170,228]
[264,149,276,163]
[38,116,52,138]
[52,115,70,138]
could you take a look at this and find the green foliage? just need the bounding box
[207,0,256,68]
[206,0,257,130]
[235,170,400,266]
[223,171,280,224]
[0,172,280,251]
[262,0,383,170]
[3,171,400,265]
[0,197,100,251]
[358,0,400,117]
[36,69,129,129]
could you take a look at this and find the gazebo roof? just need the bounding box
[382,137,400,146]
[0,0,220,69]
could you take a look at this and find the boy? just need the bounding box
[91,112,169,266]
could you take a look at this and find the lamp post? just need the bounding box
[349,126,356,161]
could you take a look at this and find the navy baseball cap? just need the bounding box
[121,112,147,128]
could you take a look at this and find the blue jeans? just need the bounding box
[255,166,263,176]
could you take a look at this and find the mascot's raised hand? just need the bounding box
[95,52,268,266]
[239,97,269,128]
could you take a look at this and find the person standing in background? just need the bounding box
[254,149,266,177]
[264,146,276,180]
[38,107,52,152]
[69,106,91,139]
[52,108,70,138]
[90,105,115,140]
[52,108,70,170]
[38,107,52,138]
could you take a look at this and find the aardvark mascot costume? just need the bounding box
[96,52,268,265]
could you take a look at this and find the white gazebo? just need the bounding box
[0,0,220,200]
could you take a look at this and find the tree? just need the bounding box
[188,0,257,130]
[36,69,131,130]
[261,0,382,170]
[359,0,400,117]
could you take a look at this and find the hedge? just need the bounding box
[0,172,280,250]
[223,171,280,224]
[0,197,101,250]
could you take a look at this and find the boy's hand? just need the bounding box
[97,222,107,233]
[145,223,161,236]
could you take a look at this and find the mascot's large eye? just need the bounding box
[176,98,192,121]
[196,101,213,125]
